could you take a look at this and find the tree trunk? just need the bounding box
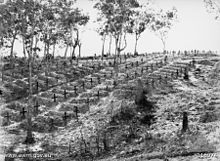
[64,45,69,58]
[115,37,119,56]
[24,36,35,144]
[134,34,138,55]
[78,43,81,58]
[52,43,56,58]
[22,37,26,58]
[10,36,16,58]
[43,42,47,58]
[71,45,77,59]
[108,35,112,55]
[162,39,166,52]
[101,35,106,57]
[10,35,16,68]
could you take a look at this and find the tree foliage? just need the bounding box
[149,7,178,51]
[204,0,220,20]
[94,0,140,56]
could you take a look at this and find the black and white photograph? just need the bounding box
[0,0,220,160]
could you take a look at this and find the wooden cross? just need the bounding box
[134,71,137,78]
[126,73,129,79]
[20,107,27,119]
[176,69,179,78]
[53,93,57,102]
[97,77,101,84]
[182,112,188,133]
[74,86,77,95]
[113,80,117,87]
[90,78,93,86]
[63,89,67,99]
[74,106,79,122]
[151,64,153,71]
[4,112,10,125]
[49,118,55,131]
[34,101,40,115]
[97,90,100,99]
[63,112,69,126]
[45,78,49,88]
[125,64,128,70]
[86,98,90,105]
[151,79,154,87]
[82,81,85,90]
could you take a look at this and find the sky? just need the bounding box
[6,0,220,57]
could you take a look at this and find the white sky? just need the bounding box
[11,0,220,57]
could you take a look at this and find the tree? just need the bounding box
[58,1,89,59]
[96,20,109,56]
[94,0,140,56]
[149,7,177,52]
[17,0,44,144]
[204,0,220,20]
[127,8,153,55]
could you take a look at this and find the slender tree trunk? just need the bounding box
[10,35,16,68]
[78,43,81,58]
[101,35,106,57]
[34,36,39,56]
[10,36,16,58]
[52,43,56,58]
[24,36,35,144]
[115,37,119,56]
[64,45,69,58]
[43,42,47,58]
[22,37,27,58]
[134,34,138,54]
[161,39,166,52]
[108,35,112,56]
[72,45,76,59]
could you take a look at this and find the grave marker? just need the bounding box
[151,64,153,71]
[176,69,179,78]
[82,81,85,90]
[49,118,55,131]
[74,106,79,122]
[97,77,101,84]
[20,107,27,119]
[45,78,49,88]
[34,101,40,115]
[63,89,67,99]
[4,112,10,125]
[141,67,144,74]
[63,112,69,126]
[74,86,77,95]
[53,93,57,102]
[97,90,100,99]
[90,78,93,86]
[182,112,188,133]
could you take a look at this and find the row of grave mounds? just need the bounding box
[1,52,175,141]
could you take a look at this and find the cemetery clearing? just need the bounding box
[1,51,220,161]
